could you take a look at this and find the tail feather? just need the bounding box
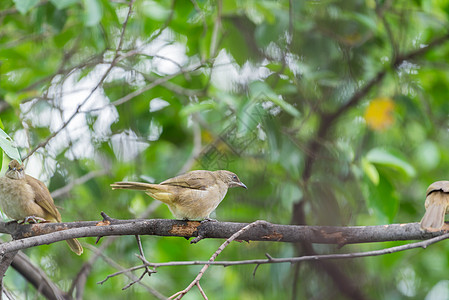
[111,181,173,204]
[66,238,83,255]
[111,181,159,191]
[420,204,446,230]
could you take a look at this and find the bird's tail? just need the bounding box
[420,203,447,230]
[66,238,83,255]
[111,182,173,204]
[111,181,160,191]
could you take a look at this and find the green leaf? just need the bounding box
[141,0,171,21]
[362,158,379,185]
[366,148,416,178]
[0,129,22,163]
[366,172,399,223]
[83,0,102,26]
[180,100,216,117]
[50,0,79,10]
[414,140,440,171]
[13,0,39,14]
[249,81,300,118]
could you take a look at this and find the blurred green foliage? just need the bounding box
[1,0,449,299]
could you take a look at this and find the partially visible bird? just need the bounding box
[111,170,247,220]
[420,181,449,231]
[0,160,83,255]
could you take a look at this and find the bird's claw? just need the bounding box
[200,217,217,224]
[20,216,47,224]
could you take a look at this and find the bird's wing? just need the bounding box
[25,175,61,222]
[160,171,214,190]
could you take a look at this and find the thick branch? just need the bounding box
[11,251,70,300]
[0,217,444,254]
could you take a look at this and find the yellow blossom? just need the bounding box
[364,97,395,131]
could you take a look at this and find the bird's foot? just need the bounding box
[191,218,217,244]
[200,217,217,224]
[20,216,47,224]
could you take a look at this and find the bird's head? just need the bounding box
[5,160,25,180]
[216,170,247,189]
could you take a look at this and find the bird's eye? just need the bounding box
[233,175,238,180]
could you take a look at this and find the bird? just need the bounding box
[0,160,83,255]
[420,180,449,231]
[111,170,247,220]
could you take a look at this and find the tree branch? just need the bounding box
[10,251,70,300]
[0,216,445,255]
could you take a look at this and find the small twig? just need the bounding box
[135,235,152,274]
[196,282,208,300]
[121,271,146,291]
[252,264,260,277]
[121,235,156,290]
[100,211,115,222]
[89,244,166,300]
[110,232,449,276]
[169,220,266,300]
[108,64,202,108]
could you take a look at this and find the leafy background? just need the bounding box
[1,0,449,299]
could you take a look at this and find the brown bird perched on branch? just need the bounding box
[0,160,83,255]
[111,170,247,220]
[420,181,449,231]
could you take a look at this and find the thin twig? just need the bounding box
[196,282,208,300]
[121,235,156,290]
[108,64,202,107]
[111,232,449,273]
[89,244,166,300]
[169,220,267,300]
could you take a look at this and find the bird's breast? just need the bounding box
[168,183,228,219]
[0,177,45,220]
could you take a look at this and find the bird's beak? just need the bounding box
[237,182,247,189]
